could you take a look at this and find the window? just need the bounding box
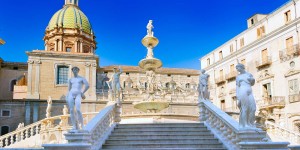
[1,126,9,136]
[1,110,10,117]
[221,100,225,111]
[126,72,130,75]
[257,26,265,38]
[57,66,69,84]
[207,58,211,65]
[261,49,268,63]
[240,38,244,48]
[230,64,235,72]
[241,59,246,66]
[251,19,254,25]
[187,75,191,77]
[66,47,71,52]
[289,79,299,95]
[262,83,272,102]
[167,74,171,77]
[285,10,291,23]
[9,79,17,91]
[230,44,234,53]
[219,51,223,60]
[219,69,224,79]
[286,37,294,55]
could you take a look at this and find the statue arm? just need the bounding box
[118,67,123,75]
[82,78,90,95]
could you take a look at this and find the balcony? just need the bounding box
[258,96,285,109]
[289,94,300,103]
[225,71,238,81]
[215,76,226,85]
[279,44,300,62]
[256,56,272,69]
[224,107,239,113]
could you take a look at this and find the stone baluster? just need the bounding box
[31,127,34,136]
[25,129,29,138]
[0,139,3,147]
[17,132,20,142]
[10,135,14,145]
[4,138,8,147]
[20,131,24,141]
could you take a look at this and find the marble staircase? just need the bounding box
[101,123,226,150]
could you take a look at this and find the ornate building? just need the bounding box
[200,0,300,141]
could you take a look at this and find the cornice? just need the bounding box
[26,50,99,60]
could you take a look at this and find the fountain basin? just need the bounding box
[139,58,162,71]
[133,101,169,113]
[142,36,159,47]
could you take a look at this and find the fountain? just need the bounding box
[133,20,169,113]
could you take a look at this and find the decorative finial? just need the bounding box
[65,0,79,6]
[146,20,154,37]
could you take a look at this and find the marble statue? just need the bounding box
[107,66,123,101]
[199,69,210,100]
[63,105,68,115]
[146,70,156,93]
[147,20,154,37]
[66,66,89,131]
[46,96,52,118]
[235,63,256,129]
[16,122,24,130]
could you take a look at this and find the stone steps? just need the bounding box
[101,123,224,150]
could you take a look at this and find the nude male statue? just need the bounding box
[199,69,210,100]
[107,66,123,101]
[66,66,89,131]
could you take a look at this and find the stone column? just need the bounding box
[25,101,31,125]
[60,38,63,52]
[33,60,41,99]
[75,40,78,53]
[26,59,34,98]
[80,41,83,53]
[91,63,97,100]
[55,40,58,51]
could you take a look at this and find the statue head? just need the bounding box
[201,69,206,74]
[236,63,245,72]
[71,66,80,76]
[113,67,117,73]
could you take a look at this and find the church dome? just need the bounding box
[47,4,92,34]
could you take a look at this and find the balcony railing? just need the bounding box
[256,56,272,69]
[215,76,226,85]
[279,44,300,62]
[258,96,285,109]
[289,94,300,103]
[225,71,238,81]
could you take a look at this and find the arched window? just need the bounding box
[165,82,170,88]
[1,126,9,136]
[10,79,17,91]
[145,82,148,89]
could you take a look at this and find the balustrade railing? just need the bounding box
[225,71,238,80]
[198,100,288,150]
[289,94,300,103]
[279,44,300,62]
[259,96,285,109]
[0,112,98,148]
[266,121,300,145]
[256,56,272,68]
[215,76,226,84]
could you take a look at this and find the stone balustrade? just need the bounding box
[266,121,300,145]
[0,121,41,148]
[279,44,300,62]
[198,100,289,150]
[0,112,98,148]
[43,101,121,150]
[255,56,272,69]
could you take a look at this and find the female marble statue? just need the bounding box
[236,63,256,129]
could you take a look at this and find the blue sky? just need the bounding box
[0,0,289,69]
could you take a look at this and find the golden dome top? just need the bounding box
[47,1,92,34]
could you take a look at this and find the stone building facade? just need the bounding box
[200,0,300,132]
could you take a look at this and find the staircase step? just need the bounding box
[110,131,213,136]
[105,139,220,145]
[102,143,224,149]
[113,127,208,132]
[102,148,227,150]
[108,135,215,139]
[118,123,205,128]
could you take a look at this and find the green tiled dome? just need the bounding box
[47,5,92,34]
